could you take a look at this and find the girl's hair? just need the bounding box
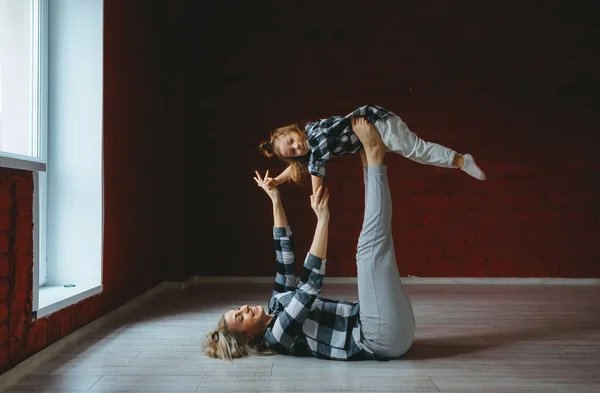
[258,124,309,186]
[202,315,275,361]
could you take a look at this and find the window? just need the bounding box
[0,0,47,286]
[0,0,41,159]
[0,0,103,319]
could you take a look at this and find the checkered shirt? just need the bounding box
[305,104,390,177]
[263,226,376,360]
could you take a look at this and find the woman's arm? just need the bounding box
[308,186,329,259]
[265,186,330,348]
[271,187,294,295]
[270,188,288,228]
[254,170,295,295]
[254,170,288,226]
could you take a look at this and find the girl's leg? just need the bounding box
[374,114,455,167]
[374,114,486,180]
[356,165,415,358]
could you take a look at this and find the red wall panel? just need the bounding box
[182,1,600,279]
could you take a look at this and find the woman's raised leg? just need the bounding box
[352,118,415,358]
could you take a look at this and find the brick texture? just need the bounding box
[182,1,600,279]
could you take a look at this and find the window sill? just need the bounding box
[0,153,46,172]
[36,284,102,318]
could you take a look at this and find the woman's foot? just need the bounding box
[359,149,368,168]
[458,153,486,180]
[352,117,386,165]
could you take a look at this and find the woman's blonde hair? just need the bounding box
[202,315,275,361]
[258,124,309,186]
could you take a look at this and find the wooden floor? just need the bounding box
[4,283,600,392]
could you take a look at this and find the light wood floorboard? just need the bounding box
[3,283,600,392]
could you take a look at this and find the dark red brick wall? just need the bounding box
[0,170,34,368]
[184,1,600,278]
[0,0,185,373]
[1,0,599,377]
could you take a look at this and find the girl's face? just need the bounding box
[276,131,309,158]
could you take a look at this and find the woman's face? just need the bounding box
[224,305,269,338]
[276,131,309,158]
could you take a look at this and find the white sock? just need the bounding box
[461,154,486,180]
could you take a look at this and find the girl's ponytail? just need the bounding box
[258,141,274,158]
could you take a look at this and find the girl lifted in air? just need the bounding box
[259,104,486,194]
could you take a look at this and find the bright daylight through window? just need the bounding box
[0,0,41,159]
[0,0,103,319]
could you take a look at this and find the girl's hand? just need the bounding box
[254,170,280,201]
[310,186,330,223]
[264,177,279,190]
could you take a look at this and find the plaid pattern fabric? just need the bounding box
[305,104,390,177]
[263,226,375,360]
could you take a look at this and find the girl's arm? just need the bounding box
[271,165,292,188]
[311,175,323,196]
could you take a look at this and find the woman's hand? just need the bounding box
[254,170,280,202]
[310,186,330,223]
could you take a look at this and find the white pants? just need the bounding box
[374,113,456,168]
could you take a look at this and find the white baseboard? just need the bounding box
[1,274,598,391]
[164,276,197,289]
[190,276,600,285]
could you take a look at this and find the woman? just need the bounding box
[203,118,416,361]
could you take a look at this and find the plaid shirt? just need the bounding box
[263,226,376,360]
[305,104,390,177]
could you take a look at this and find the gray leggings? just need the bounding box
[357,166,416,358]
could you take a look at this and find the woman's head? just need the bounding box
[202,305,274,360]
[259,124,310,185]
[224,305,271,338]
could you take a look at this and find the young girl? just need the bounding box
[259,105,486,194]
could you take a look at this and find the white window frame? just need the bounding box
[0,0,104,319]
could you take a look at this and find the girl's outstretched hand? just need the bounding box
[253,170,280,202]
[264,177,279,190]
[310,186,330,223]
